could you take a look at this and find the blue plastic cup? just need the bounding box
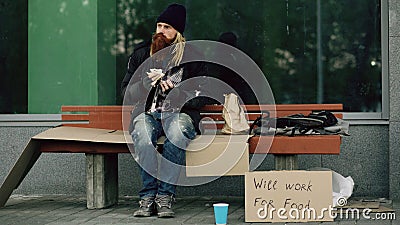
[213,203,229,225]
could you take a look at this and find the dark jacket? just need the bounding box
[121,40,209,133]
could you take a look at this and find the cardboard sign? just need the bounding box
[186,135,249,176]
[245,171,333,222]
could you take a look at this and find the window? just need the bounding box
[115,0,383,113]
[0,0,386,115]
[0,0,28,113]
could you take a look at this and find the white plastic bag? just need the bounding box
[332,170,354,207]
[308,167,354,207]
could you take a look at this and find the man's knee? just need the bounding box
[131,113,158,146]
[132,113,146,131]
[165,113,196,143]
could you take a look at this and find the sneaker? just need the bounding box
[133,196,156,217]
[155,194,175,218]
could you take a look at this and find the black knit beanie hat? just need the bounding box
[156,3,186,34]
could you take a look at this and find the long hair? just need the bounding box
[170,32,185,66]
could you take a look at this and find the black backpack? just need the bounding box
[250,111,338,136]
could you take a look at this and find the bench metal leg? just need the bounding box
[274,155,298,170]
[86,154,118,209]
[0,140,41,207]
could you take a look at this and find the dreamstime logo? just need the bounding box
[336,196,347,207]
[122,40,276,187]
[256,204,335,220]
[333,197,396,221]
[256,197,396,221]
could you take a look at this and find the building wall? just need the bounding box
[389,0,400,200]
[0,125,390,198]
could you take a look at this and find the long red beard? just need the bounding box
[151,33,173,55]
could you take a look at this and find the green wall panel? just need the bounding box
[28,0,115,113]
[98,0,116,105]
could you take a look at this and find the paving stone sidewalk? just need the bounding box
[0,195,397,225]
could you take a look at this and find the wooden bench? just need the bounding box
[0,104,343,209]
[60,104,343,157]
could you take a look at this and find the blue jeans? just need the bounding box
[131,112,196,198]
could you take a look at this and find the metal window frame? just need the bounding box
[0,114,62,126]
[381,0,390,120]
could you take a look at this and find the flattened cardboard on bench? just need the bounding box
[185,135,249,176]
[245,170,333,223]
[33,126,130,143]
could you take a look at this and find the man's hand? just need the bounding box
[160,79,174,92]
[144,69,175,92]
[143,69,164,89]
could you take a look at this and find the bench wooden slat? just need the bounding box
[62,124,92,128]
[62,105,125,112]
[200,104,343,112]
[61,114,89,121]
[201,113,342,122]
[249,135,341,154]
[201,114,262,121]
[201,104,343,119]
[40,139,128,154]
[88,112,123,130]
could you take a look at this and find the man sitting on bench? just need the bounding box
[120,4,209,218]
